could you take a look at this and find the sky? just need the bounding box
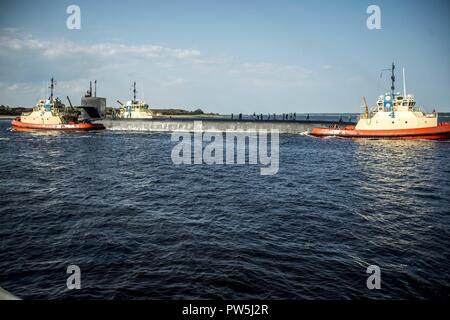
[0,0,449,113]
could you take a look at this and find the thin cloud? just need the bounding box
[0,28,322,111]
[0,29,202,61]
[162,78,187,86]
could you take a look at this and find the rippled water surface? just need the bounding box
[0,119,449,299]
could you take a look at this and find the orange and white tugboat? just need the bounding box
[116,82,155,119]
[311,63,450,140]
[12,78,105,131]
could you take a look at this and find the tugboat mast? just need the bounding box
[49,77,55,100]
[133,81,137,102]
[390,62,395,96]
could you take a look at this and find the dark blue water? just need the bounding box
[0,119,449,299]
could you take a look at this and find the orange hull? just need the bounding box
[311,123,450,140]
[11,118,105,131]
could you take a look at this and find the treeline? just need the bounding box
[152,108,207,115]
[0,105,32,116]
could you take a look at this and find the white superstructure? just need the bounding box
[117,82,155,119]
[355,63,437,130]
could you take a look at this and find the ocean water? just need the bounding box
[0,119,449,299]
